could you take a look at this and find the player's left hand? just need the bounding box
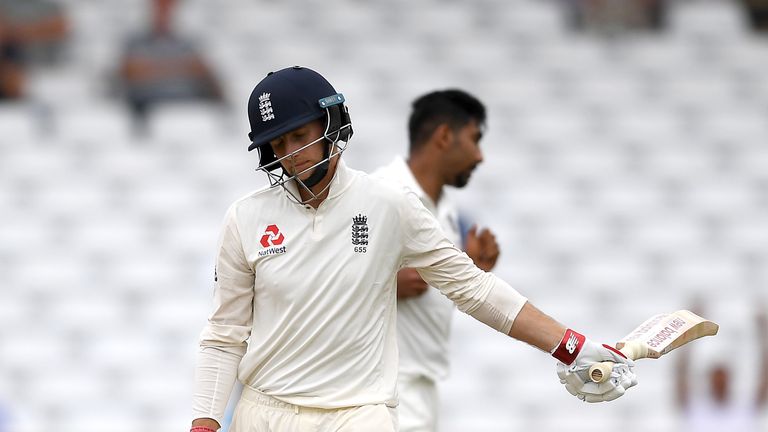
[552,330,637,403]
[465,225,499,272]
[396,268,429,299]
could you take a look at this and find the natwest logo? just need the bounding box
[260,224,285,248]
[259,224,287,257]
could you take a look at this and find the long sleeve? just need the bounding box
[192,203,255,424]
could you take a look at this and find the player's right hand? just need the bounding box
[396,268,428,299]
[552,329,637,403]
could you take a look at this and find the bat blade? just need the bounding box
[589,310,719,383]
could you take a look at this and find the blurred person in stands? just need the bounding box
[741,0,768,31]
[676,301,768,431]
[117,0,224,132]
[0,12,24,100]
[0,0,68,100]
[563,0,667,33]
[372,90,499,432]
[0,0,69,65]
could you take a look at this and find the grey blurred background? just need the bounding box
[1,0,767,431]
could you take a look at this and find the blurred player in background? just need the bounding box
[190,66,637,432]
[373,89,498,432]
[676,301,768,431]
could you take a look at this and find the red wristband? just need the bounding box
[551,329,585,365]
[191,427,217,432]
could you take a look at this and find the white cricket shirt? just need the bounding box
[192,160,526,424]
[372,157,460,381]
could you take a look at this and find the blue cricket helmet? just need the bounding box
[247,66,352,171]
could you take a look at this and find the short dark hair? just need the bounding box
[408,89,486,152]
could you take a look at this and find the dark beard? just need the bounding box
[451,168,474,188]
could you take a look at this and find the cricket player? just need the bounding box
[373,89,499,432]
[190,66,637,432]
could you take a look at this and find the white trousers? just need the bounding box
[397,374,439,432]
[229,386,399,432]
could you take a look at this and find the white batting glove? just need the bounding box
[552,329,637,403]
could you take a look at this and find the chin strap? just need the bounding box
[297,142,332,189]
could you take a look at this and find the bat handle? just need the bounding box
[588,341,646,383]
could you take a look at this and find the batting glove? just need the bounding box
[552,329,637,403]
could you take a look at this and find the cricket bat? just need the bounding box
[589,310,719,383]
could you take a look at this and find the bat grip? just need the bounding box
[588,341,646,383]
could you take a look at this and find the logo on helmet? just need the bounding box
[258,92,275,122]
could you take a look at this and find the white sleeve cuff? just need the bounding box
[467,276,527,334]
[191,346,243,425]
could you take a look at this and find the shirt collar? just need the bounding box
[281,158,353,205]
[327,158,353,199]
